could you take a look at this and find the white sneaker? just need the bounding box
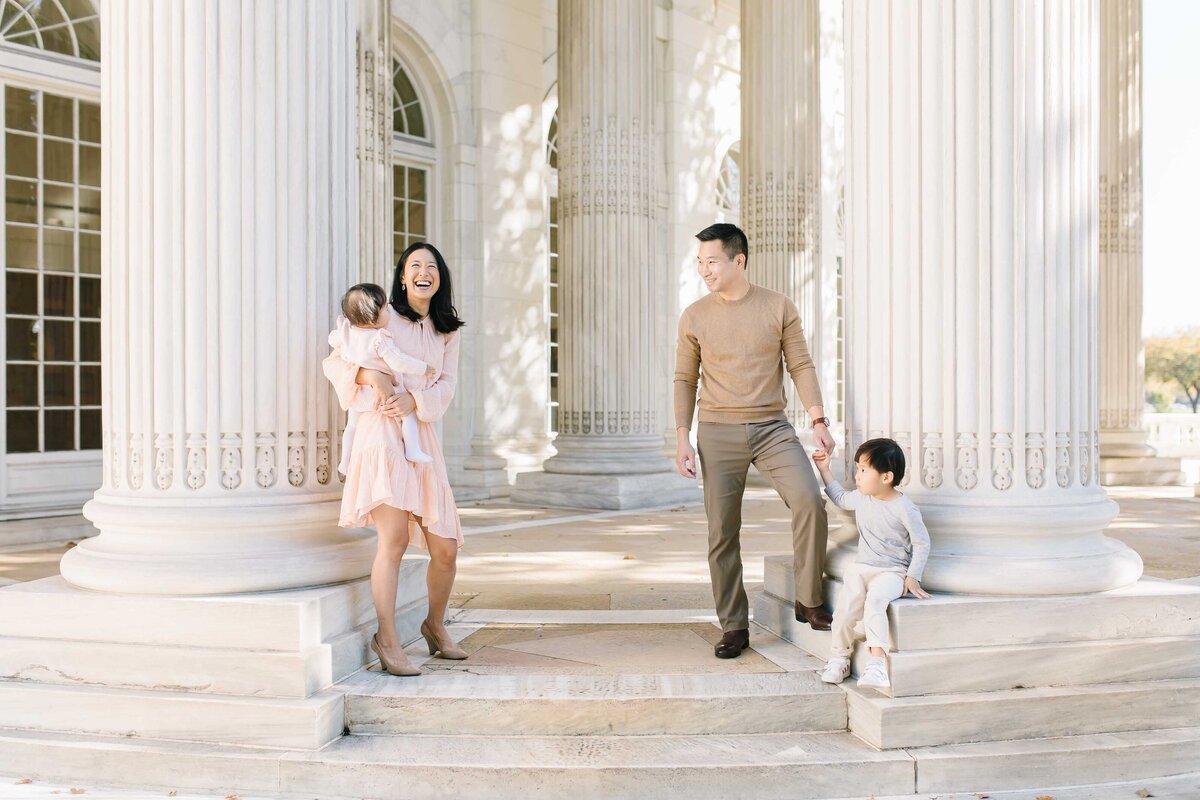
[820,657,851,684]
[857,658,890,691]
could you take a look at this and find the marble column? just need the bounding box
[741,0,823,430]
[1097,0,1184,485]
[457,0,550,499]
[840,0,1142,595]
[60,0,375,594]
[356,0,393,288]
[511,0,697,509]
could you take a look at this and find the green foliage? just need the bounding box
[1145,337,1200,413]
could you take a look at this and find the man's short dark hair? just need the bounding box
[696,223,748,265]
[855,438,906,486]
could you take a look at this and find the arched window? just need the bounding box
[716,143,740,223]
[545,108,559,434]
[390,58,434,265]
[1,0,100,62]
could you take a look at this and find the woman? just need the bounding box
[324,242,466,676]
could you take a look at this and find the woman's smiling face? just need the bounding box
[403,248,440,303]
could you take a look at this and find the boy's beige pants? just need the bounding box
[696,419,828,632]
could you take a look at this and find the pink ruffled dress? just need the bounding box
[322,311,463,549]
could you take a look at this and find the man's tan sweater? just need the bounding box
[674,284,823,428]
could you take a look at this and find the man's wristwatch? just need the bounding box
[811,416,831,427]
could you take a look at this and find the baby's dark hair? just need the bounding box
[341,283,388,327]
[854,437,906,486]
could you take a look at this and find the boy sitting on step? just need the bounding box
[812,438,932,691]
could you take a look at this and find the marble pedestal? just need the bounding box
[511,471,700,510]
[0,557,429,749]
[1099,455,1188,487]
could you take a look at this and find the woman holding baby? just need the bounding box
[323,242,466,676]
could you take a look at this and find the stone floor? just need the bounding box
[2,485,1199,597]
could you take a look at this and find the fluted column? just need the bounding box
[511,0,696,508]
[841,0,1142,595]
[356,0,393,287]
[741,0,822,429]
[61,0,374,594]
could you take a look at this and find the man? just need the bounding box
[674,223,835,659]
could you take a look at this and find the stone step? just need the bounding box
[845,676,1200,749]
[763,554,1200,649]
[0,596,426,698]
[755,589,1200,696]
[0,679,345,749]
[281,731,916,800]
[910,725,1200,795]
[342,669,846,736]
[0,557,428,651]
[3,724,1198,799]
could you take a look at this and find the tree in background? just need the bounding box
[1146,336,1200,413]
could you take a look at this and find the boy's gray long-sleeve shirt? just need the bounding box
[823,481,931,580]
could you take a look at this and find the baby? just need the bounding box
[330,283,437,475]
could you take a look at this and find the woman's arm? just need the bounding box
[410,331,460,423]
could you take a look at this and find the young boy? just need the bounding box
[811,438,932,690]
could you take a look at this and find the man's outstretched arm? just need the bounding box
[673,313,701,478]
[781,300,834,454]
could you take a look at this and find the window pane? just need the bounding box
[6,133,38,178]
[6,317,37,360]
[6,271,36,314]
[44,274,74,316]
[79,365,99,405]
[78,188,100,230]
[44,140,73,183]
[6,179,37,223]
[405,106,425,139]
[44,229,74,273]
[79,145,99,186]
[79,102,100,143]
[80,320,99,361]
[393,235,405,265]
[79,232,99,274]
[407,203,426,237]
[43,183,74,228]
[44,364,74,405]
[407,168,426,200]
[7,364,37,405]
[393,198,406,231]
[44,320,73,361]
[6,225,37,268]
[5,88,38,133]
[6,410,38,453]
[44,95,73,138]
[79,408,100,449]
[79,277,99,318]
[44,409,74,451]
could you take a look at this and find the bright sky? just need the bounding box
[1143,0,1200,335]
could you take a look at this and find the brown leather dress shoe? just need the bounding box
[714,628,750,659]
[795,601,833,631]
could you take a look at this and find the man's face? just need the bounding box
[696,239,744,293]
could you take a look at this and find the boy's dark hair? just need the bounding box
[855,437,906,487]
[695,223,749,265]
[341,283,388,328]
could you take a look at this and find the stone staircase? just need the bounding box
[2,556,1200,798]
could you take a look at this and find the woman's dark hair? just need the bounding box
[341,283,388,327]
[390,242,465,334]
[855,437,906,486]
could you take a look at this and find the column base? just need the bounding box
[457,452,513,500]
[1099,456,1188,486]
[62,491,376,595]
[0,559,429,748]
[510,470,701,510]
[824,493,1142,594]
